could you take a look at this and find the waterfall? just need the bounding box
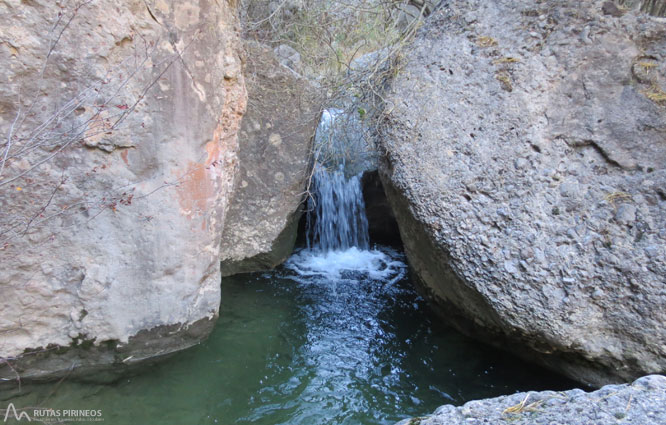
[306,164,370,252]
[305,109,371,252]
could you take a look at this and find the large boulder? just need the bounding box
[219,41,320,276]
[0,0,246,380]
[397,375,666,425]
[379,0,666,386]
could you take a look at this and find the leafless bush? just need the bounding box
[0,1,202,248]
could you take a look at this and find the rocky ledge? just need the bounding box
[397,374,666,425]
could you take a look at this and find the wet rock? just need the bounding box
[379,0,666,386]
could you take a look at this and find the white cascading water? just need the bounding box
[287,109,405,284]
[305,164,370,252]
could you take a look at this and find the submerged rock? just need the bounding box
[0,0,246,380]
[379,0,666,385]
[219,41,320,276]
[397,375,666,425]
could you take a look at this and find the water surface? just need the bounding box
[1,246,575,425]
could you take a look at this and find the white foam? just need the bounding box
[285,246,406,285]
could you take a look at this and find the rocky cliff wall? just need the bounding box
[0,0,246,380]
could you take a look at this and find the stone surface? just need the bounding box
[0,0,246,380]
[395,0,438,29]
[379,0,666,386]
[396,375,666,425]
[219,41,320,276]
[274,44,302,72]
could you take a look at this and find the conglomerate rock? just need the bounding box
[379,0,666,386]
[397,375,666,425]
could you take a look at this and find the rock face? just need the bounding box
[396,374,666,425]
[379,0,666,386]
[0,0,246,380]
[219,41,319,276]
[362,171,401,246]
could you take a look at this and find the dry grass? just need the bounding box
[476,35,498,47]
[605,191,633,206]
[503,394,543,415]
[637,61,658,70]
[241,0,414,84]
[644,85,666,103]
[493,56,520,65]
[495,72,513,91]
[241,0,432,198]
